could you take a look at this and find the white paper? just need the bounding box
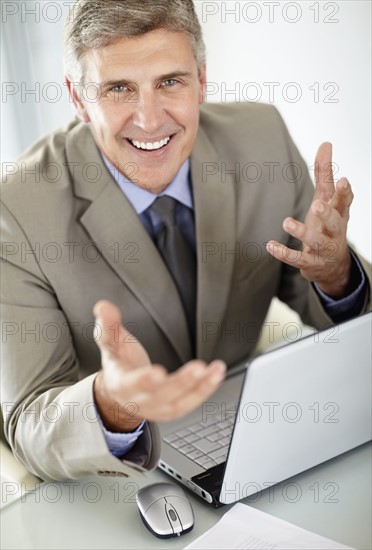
[185,503,353,550]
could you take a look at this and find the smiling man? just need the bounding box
[1,0,370,481]
[70,29,206,194]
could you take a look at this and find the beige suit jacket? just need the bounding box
[1,103,370,481]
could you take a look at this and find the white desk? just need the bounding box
[1,442,371,550]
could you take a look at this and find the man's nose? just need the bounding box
[131,90,166,134]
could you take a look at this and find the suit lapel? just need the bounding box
[66,122,192,363]
[65,120,237,364]
[191,124,236,361]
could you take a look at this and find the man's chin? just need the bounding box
[107,149,181,192]
[133,179,172,194]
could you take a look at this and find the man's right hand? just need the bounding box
[92,300,226,433]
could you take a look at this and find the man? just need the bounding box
[1,0,370,481]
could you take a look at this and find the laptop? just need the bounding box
[158,312,372,506]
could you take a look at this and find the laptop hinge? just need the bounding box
[191,463,226,508]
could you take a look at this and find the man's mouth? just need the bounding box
[127,135,173,151]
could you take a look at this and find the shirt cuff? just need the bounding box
[96,409,146,458]
[313,251,367,321]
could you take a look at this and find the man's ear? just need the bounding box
[198,64,207,105]
[65,76,90,123]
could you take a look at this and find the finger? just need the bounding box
[331,178,354,219]
[159,361,226,402]
[113,364,168,398]
[121,360,208,408]
[157,362,227,422]
[266,241,306,269]
[93,300,138,358]
[282,218,323,249]
[93,300,122,356]
[314,142,335,201]
[283,197,343,247]
[148,360,226,407]
[138,361,226,421]
[311,200,342,237]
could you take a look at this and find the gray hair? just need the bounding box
[64,0,206,85]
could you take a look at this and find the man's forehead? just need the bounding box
[83,30,197,78]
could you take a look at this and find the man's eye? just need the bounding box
[162,79,178,87]
[111,85,128,93]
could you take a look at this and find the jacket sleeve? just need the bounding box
[1,200,161,481]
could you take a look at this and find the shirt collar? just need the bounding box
[102,155,193,214]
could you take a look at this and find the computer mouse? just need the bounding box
[136,482,194,538]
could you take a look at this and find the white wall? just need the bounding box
[1,0,371,260]
[1,1,72,158]
[195,0,371,260]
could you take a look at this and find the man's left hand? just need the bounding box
[267,142,354,299]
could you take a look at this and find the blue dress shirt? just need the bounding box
[98,155,367,458]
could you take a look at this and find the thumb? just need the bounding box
[93,300,149,371]
[93,299,131,355]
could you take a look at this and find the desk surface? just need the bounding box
[1,442,371,550]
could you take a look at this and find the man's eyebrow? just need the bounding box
[100,79,134,90]
[100,71,194,90]
[156,71,194,81]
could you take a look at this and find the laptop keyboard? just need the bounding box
[163,405,236,470]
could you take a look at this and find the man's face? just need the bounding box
[70,29,206,193]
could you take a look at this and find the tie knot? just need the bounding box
[151,195,178,226]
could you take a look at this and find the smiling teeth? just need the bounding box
[130,137,171,150]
